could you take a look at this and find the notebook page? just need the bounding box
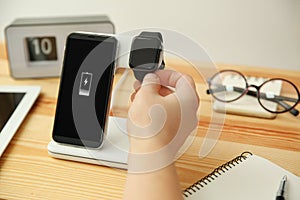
[184,155,300,200]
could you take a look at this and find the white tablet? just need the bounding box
[0,86,40,157]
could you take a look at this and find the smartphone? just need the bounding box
[52,32,118,148]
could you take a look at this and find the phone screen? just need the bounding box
[52,33,117,148]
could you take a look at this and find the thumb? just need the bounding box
[139,73,161,95]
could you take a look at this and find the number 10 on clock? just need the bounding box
[25,36,58,62]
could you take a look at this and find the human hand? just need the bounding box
[127,70,199,172]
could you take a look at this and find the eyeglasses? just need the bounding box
[206,70,300,116]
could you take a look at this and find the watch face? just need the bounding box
[129,37,162,70]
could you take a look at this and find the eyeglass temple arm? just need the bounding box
[207,85,298,102]
[277,101,299,116]
[243,90,299,116]
[207,86,299,116]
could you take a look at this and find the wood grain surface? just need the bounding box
[0,49,299,199]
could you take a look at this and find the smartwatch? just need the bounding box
[129,31,165,81]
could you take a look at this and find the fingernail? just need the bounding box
[144,73,158,80]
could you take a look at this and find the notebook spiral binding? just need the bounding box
[183,151,253,198]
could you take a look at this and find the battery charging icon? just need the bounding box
[79,72,93,96]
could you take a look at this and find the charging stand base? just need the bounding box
[47,116,129,169]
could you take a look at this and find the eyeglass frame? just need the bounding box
[206,70,300,116]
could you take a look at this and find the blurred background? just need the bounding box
[0,0,299,70]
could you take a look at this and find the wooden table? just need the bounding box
[0,45,299,199]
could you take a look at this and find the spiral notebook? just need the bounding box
[183,152,300,200]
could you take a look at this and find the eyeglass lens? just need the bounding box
[209,71,247,102]
[259,79,299,113]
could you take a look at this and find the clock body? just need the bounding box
[5,15,114,78]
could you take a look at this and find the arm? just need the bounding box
[123,71,199,200]
[123,162,183,200]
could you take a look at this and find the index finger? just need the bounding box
[155,70,199,104]
[155,70,196,90]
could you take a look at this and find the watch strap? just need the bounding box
[139,31,163,42]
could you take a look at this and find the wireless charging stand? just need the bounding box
[48,64,133,169]
[48,116,129,169]
[47,32,158,169]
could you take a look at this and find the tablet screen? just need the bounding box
[0,93,25,132]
